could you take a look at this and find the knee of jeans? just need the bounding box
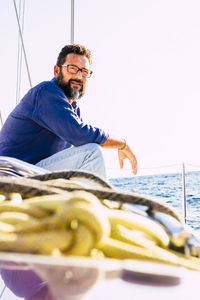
[89,143,103,157]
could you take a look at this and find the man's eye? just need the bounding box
[82,69,89,75]
[69,66,78,72]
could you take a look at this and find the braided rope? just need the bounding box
[0,177,63,198]
[46,186,181,222]
[31,170,113,189]
[0,175,181,222]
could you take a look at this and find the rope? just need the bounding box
[0,177,63,199]
[31,170,113,189]
[13,0,32,88]
[0,174,182,222]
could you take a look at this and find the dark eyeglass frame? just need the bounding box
[61,64,93,78]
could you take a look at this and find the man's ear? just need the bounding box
[54,65,60,78]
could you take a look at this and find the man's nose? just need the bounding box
[75,69,83,79]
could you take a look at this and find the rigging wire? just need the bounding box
[16,0,26,104]
[0,2,32,297]
[0,285,6,299]
[13,0,32,89]
[0,112,3,128]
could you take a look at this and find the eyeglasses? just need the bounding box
[61,64,93,78]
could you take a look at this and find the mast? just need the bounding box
[71,0,74,44]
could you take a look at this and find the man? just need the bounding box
[0,44,137,300]
[0,44,137,179]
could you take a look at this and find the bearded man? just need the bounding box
[0,44,137,178]
[0,44,138,299]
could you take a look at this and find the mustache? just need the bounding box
[69,79,83,86]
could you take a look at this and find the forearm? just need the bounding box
[100,136,126,150]
[101,136,138,175]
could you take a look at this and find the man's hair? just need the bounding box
[56,44,92,66]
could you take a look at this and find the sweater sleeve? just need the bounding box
[32,85,109,146]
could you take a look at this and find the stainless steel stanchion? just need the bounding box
[182,162,187,223]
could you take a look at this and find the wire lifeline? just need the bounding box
[107,163,181,172]
[107,162,200,172]
[13,0,32,89]
[186,163,200,168]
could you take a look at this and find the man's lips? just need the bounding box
[71,80,82,88]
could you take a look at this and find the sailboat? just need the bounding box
[0,1,200,299]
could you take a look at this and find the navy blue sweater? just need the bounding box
[0,78,108,164]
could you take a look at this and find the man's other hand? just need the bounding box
[118,145,138,175]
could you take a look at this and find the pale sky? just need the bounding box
[1,0,200,177]
[0,2,200,298]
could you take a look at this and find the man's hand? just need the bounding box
[101,136,138,175]
[118,145,138,175]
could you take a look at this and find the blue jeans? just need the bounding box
[36,143,106,179]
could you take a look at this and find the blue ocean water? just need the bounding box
[110,171,200,231]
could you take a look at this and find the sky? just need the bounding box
[1,0,200,180]
[0,1,200,298]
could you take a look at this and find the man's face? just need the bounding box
[55,53,90,101]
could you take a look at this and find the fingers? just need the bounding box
[131,155,138,175]
[118,147,137,175]
[118,156,124,169]
[131,161,137,175]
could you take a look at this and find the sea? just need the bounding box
[110,170,200,232]
[1,170,200,299]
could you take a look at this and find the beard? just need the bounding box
[56,71,86,101]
